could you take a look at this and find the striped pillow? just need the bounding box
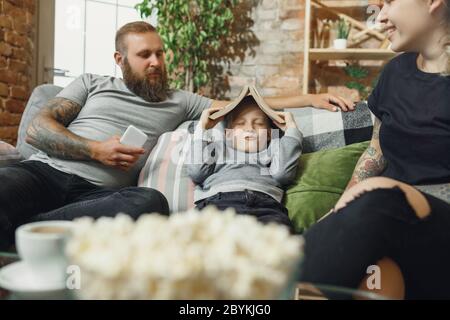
[0,141,23,167]
[138,121,196,213]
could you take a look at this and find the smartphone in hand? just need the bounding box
[120,125,148,148]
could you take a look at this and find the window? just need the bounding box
[54,0,157,86]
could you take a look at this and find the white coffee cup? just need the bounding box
[15,221,74,287]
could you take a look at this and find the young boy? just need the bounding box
[186,96,303,234]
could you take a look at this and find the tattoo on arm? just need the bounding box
[348,118,386,186]
[26,98,93,160]
[372,117,381,139]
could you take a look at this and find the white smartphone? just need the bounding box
[120,125,148,148]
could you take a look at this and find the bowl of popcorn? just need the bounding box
[65,206,304,300]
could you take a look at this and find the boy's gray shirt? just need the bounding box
[29,74,212,188]
[186,124,303,203]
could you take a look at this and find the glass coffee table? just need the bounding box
[1,251,388,300]
[295,282,389,300]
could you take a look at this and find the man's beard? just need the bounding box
[122,58,169,102]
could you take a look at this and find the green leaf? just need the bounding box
[135,0,238,93]
[344,65,369,79]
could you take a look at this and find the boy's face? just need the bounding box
[225,103,271,153]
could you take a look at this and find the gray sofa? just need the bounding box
[16,85,64,160]
[0,84,376,232]
[7,84,374,161]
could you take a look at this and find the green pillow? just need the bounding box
[284,141,370,233]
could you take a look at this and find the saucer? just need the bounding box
[0,261,69,299]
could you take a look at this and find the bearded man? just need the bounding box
[0,22,354,249]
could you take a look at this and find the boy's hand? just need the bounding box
[200,107,226,130]
[273,112,298,132]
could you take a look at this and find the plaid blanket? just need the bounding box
[292,102,374,154]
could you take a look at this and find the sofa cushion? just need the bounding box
[0,141,23,167]
[293,102,374,153]
[138,121,196,213]
[16,84,63,159]
[284,141,370,233]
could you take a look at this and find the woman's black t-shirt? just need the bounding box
[367,52,450,185]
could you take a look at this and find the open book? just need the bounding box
[209,85,285,124]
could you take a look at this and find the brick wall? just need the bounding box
[0,0,35,145]
[225,0,305,98]
[0,0,385,145]
[224,0,385,100]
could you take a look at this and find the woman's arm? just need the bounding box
[345,117,387,190]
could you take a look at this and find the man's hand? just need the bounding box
[308,93,355,112]
[273,112,298,132]
[90,136,145,171]
[262,93,356,112]
[200,107,226,130]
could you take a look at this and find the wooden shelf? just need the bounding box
[309,48,397,61]
[302,0,395,94]
[315,0,383,7]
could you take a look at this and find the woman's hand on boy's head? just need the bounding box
[273,112,297,132]
[200,107,226,130]
[308,93,355,112]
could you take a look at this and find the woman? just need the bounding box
[299,0,450,299]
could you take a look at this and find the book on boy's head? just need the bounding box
[209,85,286,124]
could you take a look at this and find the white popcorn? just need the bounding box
[66,207,304,300]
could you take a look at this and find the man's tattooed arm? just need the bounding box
[345,117,387,190]
[26,98,94,160]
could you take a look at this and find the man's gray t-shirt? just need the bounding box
[29,73,212,188]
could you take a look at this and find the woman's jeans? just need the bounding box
[299,187,450,299]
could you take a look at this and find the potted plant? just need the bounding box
[135,0,238,94]
[334,18,351,49]
[344,64,380,102]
